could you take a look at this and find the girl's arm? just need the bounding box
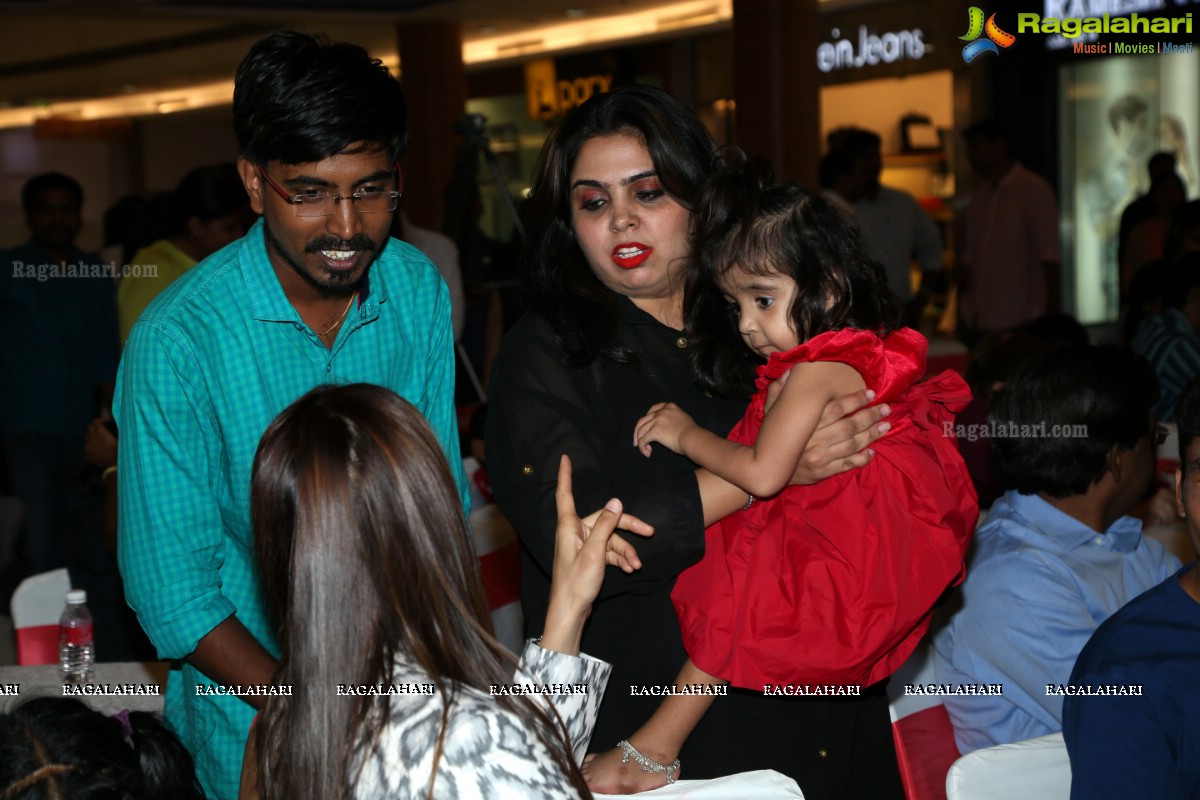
[637,360,866,498]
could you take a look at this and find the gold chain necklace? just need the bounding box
[317,294,355,337]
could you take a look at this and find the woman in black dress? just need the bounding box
[486,85,901,800]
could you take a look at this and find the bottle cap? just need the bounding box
[66,589,87,604]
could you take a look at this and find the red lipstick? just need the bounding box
[612,242,652,270]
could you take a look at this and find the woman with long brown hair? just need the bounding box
[239,383,646,799]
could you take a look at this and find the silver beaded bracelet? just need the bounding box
[617,739,680,785]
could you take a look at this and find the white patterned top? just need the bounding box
[352,641,611,799]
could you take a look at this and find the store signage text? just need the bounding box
[1020,10,1192,36]
[1040,0,1200,48]
[816,26,926,73]
[526,58,612,120]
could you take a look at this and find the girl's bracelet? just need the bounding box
[742,493,755,511]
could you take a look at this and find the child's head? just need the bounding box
[685,151,901,394]
[0,698,205,800]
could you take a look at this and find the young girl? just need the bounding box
[609,158,977,789]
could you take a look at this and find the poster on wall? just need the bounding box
[1060,51,1200,324]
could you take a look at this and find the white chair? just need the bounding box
[11,567,71,665]
[945,732,1070,800]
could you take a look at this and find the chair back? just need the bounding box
[465,457,523,654]
[945,732,1070,799]
[11,568,70,665]
[887,634,962,800]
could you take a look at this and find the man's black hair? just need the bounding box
[21,172,83,214]
[990,345,1158,497]
[963,119,1011,149]
[233,30,407,165]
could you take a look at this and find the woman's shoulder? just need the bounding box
[492,313,563,376]
[357,675,561,797]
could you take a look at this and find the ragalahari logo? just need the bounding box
[960,7,1016,62]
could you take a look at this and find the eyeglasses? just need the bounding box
[257,163,403,218]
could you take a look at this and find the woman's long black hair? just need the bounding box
[520,84,716,366]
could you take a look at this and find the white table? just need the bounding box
[0,661,168,714]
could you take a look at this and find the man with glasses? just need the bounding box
[934,345,1180,755]
[114,31,465,800]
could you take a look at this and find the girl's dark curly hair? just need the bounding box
[686,149,902,395]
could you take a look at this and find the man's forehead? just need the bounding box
[274,147,392,177]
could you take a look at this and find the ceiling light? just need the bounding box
[463,0,732,65]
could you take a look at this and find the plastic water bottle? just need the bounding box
[59,589,95,685]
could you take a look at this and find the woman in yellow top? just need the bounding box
[118,163,253,343]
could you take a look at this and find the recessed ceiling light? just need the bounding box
[480,24,496,34]
[565,8,586,18]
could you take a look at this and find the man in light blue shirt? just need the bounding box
[115,32,465,800]
[934,345,1180,755]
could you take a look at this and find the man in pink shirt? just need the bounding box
[959,120,1062,343]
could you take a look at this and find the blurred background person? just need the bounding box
[0,172,119,575]
[935,345,1179,753]
[1121,170,1186,295]
[1131,255,1200,422]
[827,126,942,328]
[117,163,253,344]
[958,120,1061,345]
[1117,151,1178,271]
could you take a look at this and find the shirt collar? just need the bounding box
[1005,491,1144,553]
[615,290,675,328]
[237,217,386,324]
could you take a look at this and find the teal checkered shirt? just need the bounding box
[115,218,467,800]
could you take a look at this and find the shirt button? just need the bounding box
[676,337,688,348]
[818,747,829,759]
[522,465,534,476]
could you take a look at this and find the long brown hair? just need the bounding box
[251,383,590,799]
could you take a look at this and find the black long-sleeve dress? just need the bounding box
[487,296,904,800]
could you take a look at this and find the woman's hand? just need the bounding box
[769,373,890,485]
[541,456,653,655]
[633,402,698,458]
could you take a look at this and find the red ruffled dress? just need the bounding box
[671,328,978,690]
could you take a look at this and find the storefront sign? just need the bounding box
[525,58,612,120]
[1039,0,1200,48]
[816,26,927,73]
